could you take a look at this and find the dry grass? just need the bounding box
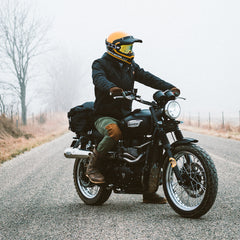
[1,113,239,164]
[0,113,68,164]
[0,115,24,139]
[182,121,240,141]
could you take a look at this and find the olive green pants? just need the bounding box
[94,117,122,154]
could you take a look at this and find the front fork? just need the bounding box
[150,107,184,184]
[160,131,184,184]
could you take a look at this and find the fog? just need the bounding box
[2,0,240,118]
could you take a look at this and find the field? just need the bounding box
[1,112,239,164]
[0,113,68,163]
[181,117,240,141]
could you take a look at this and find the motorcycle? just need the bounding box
[64,89,218,218]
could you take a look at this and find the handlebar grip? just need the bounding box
[165,90,176,100]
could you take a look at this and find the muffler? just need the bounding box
[64,147,92,159]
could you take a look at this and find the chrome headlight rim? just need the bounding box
[165,100,181,119]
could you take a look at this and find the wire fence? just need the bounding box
[181,111,240,132]
[2,110,240,134]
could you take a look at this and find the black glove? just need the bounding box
[110,87,123,97]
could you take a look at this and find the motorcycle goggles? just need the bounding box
[118,44,133,54]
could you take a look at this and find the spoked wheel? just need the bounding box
[73,158,112,205]
[163,144,218,218]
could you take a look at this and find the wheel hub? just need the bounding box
[180,163,205,198]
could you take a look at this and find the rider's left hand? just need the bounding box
[110,87,123,97]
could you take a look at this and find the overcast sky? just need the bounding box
[26,0,240,116]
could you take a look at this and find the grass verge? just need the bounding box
[1,114,239,164]
[182,123,240,141]
[0,113,68,164]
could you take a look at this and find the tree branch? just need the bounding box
[0,0,50,124]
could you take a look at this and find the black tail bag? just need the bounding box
[67,102,94,136]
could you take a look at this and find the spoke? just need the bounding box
[167,150,208,210]
[172,182,178,191]
[174,184,182,195]
[179,186,186,199]
[196,195,203,205]
[189,176,205,190]
[189,176,206,195]
[197,182,206,192]
[182,164,188,173]
[190,181,196,194]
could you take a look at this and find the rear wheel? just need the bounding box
[73,158,112,205]
[163,144,218,218]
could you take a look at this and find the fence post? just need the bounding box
[208,112,211,129]
[222,112,225,129]
[15,112,18,128]
[198,112,200,128]
[11,109,13,123]
[188,112,191,125]
[239,110,240,131]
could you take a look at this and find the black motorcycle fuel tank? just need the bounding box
[122,109,152,136]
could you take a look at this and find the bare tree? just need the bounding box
[45,52,88,112]
[0,94,6,115]
[0,83,19,118]
[0,0,48,125]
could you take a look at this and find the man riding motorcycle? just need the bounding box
[86,31,180,203]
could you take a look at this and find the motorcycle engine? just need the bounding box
[123,147,138,158]
[121,138,146,159]
[114,165,134,186]
[105,138,147,193]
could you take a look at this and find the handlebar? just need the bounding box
[113,91,153,106]
[113,89,185,107]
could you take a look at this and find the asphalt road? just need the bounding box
[0,131,239,240]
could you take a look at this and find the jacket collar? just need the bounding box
[102,52,132,68]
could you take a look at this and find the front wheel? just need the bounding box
[73,158,112,205]
[163,144,218,218]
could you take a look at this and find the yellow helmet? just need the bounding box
[105,31,142,64]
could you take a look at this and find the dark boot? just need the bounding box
[86,148,105,184]
[143,193,167,204]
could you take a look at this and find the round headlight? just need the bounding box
[165,100,181,119]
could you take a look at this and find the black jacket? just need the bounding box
[92,53,175,120]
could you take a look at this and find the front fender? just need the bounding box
[162,138,198,164]
[171,138,198,149]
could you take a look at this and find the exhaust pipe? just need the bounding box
[64,147,92,159]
